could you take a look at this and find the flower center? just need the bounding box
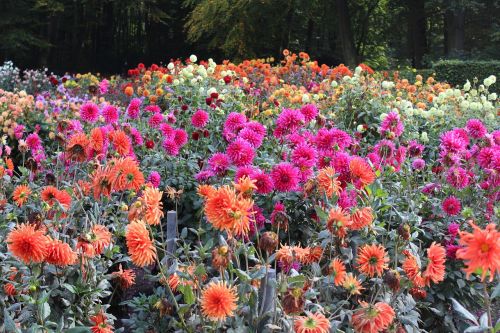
[480,243,490,253]
[304,318,317,328]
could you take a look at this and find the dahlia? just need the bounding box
[446,166,470,189]
[162,139,179,156]
[423,242,446,285]
[300,104,319,122]
[200,282,238,321]
[350,207,374,230]
[12,184,31,207]
[292,143,318,169]
[80,102,99,123]
[466,119,487,139]
[112,264,136,289]
[101,105,119,124]
[45,239,77,266]
[208,153,231,175]
[294,312,331,333]
[317,167,341,198]
[251,171,274,194]
[7,224,49,264]
[125,220,157,267]
[379,111,404,138]
[147,171,161,188]
[456,222,500,281]
[351,301,395,333]
[350,157,376,188]
[357,244,389,277]
[226,138,255,166]
[191,109,209,128]
[271,162,300,192]
[442,196,461,216]
[173,129,188,146]
[329,258,347,286]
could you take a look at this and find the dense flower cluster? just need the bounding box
[0,51,497,332]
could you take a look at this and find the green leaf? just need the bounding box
[178,285,195,305]
[3,309,20,333]
[491,282,500,299]
[450,298,478,325]
[65,328,92,333]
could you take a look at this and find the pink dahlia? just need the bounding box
[271,162,300,192]
[442,196,461,216]
[191,110,209,128]
[162,139,179,156]
[446,166,470,189]
[300,104,318,122]
[148,113,163,128]
[238,128,264,148]
[466,119,487,139]
[208,153,230,175]
[80,102,99,123]
[102,105,119,124]
[251,171,274,194]
[127,98,142,119]
[380,111,404,138]
[274,108,305,137]
[173,129,188,147]
[147,171,161,187]
[226,138,255,166]
[26,133,42,150]
[291,143,317,169]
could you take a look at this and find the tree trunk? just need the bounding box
[335,0,358,68]
[407,0,427,68]
[444,0,465,58]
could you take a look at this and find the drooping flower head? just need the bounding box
[294,312,331,333]
[351,301,395,333]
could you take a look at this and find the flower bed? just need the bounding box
[0,52,498,333]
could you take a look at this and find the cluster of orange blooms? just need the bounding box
[198,177,256,237]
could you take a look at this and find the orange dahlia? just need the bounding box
[109,130,131,156]
[90,225,112,255]
[301,246,324,264]
[110,157,144,192]
[3,283,17,296]
[41,186,60,206]
[349,157,376,187]
[125,220,157,267]
[7,224,49,264]
[233,175,257,196]
[342,273,364,295]
[45,239,77,266]
[357,244,389,277]
[66,132,89,162]
[141,186,164,225]
[91,165,114,199]
[294,312,331,333]
[402,251,425,287]
[276,245,307,265]
[112,264,136,289]
[204,186,254,236]
[12,184,31,207]
[350,207,374,230]
[351,301,395,333]
[200,282,238,321]
[197,184,216,198]
[423,242,446,285]
[329,258,347,286]
[90,311,114,333]
[317,167,341,198]
[89,127,104,152]
[327,207,351,238]
[456,222,500,282]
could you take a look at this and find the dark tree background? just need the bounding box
[0,0,498,74]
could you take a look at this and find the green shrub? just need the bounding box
[433,59,500,91]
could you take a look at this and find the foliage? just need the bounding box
[434,59,500,92]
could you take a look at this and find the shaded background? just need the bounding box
[0,0,498,74]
